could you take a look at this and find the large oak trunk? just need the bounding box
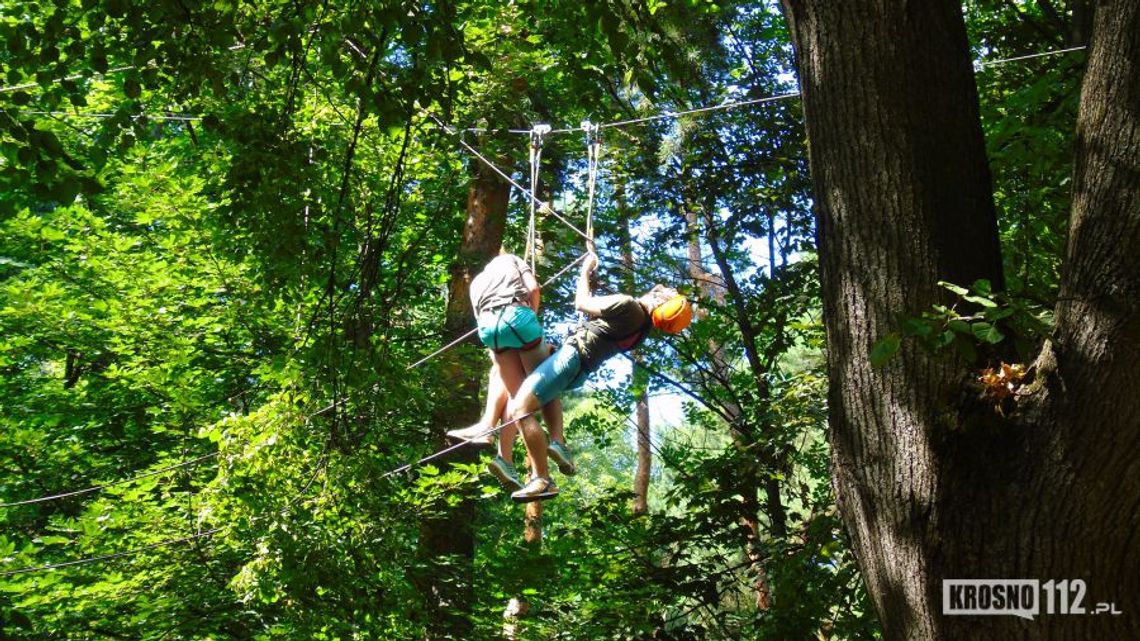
[780,0,1139,639]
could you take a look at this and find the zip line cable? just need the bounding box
[974,44,1087,69]
[5,44,1085,130]
[0,454,218,509]
[379,409,539,479]
[551,91,803,134]
[424,113,593,245]
[0,398,343,510]
[0,408,521,575]
[524,124,551,271]
[0,442,332,577]
[0,529,225,577]
[581,120,602,251]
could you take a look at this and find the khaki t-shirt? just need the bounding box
[568,295,649,372]
[469,254,532,315]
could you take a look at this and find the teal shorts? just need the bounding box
[529,344,589,405]
[477,304,543,352]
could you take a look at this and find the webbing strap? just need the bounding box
[581,120,601,252]
[525,124,551,272]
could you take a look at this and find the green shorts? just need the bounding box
[477,304,543,352]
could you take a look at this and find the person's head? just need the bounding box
[640,285,692,334]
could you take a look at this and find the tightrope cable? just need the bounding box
[1,397,344,510]
[581,120,602,251]
[974,44,1086,69]
[423,112,593,244]
[0,434,333,577]
[0,529,224,577]
[379,409,539,479]
[0,454,218,509]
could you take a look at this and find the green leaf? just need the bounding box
[953,335,978,362]
[901,317,933,337]
[948,319,971,334]
[971,322,1004,344]
[963,294,998,308]
[938,281,969,296]
[870,332,901,367]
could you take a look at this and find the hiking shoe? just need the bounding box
[488,455,524,491]
[547,440,577,476]
[510,476,559,503]
[446,423,493,446]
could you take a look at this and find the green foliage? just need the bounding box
[871,279,1053,368]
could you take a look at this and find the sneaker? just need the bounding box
[488,455,524,491]
[547,440,577,476]
[446,423,493,446]
[510,476,559,503]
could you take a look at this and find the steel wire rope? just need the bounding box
[8,45,1086,132]
[0,412,336,577]
[423,112,593,244]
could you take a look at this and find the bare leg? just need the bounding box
[481,363,508,430]
[509,375,549,479]
[479,363,518,461]
[487,346,526,456]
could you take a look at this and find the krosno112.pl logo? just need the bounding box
[942,580,1122,620]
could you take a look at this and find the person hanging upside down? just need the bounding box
[489,251,692,502]
[444,252,570,491]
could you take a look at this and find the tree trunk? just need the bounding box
[416,153,510,639]
[680,205,775,610]
[780,0,1139,639]
[619,192,653,516]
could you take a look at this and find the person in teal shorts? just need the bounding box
[446,253,570,491]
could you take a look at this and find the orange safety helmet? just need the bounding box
[651,295,693,334]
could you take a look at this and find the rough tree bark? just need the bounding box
[416,153,510,639]
[779,0,1139,639]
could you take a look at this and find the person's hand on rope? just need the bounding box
[582,252,598,275]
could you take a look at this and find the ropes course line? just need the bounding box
[0,43,251,94]
[0,441,332,578]
[1,397,342,510]
[379,410,538,479]
[581,121,602,250]
[22,110,202,121]
[0,529,224,577]
[416,114,598,245]
[493,44,1089,135]
[0,66,137,94]
[0,454,219,509]
[975,44,1086,69]
[553,91,802,134]
[523,124,551,271]
[8,45,1085,131]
